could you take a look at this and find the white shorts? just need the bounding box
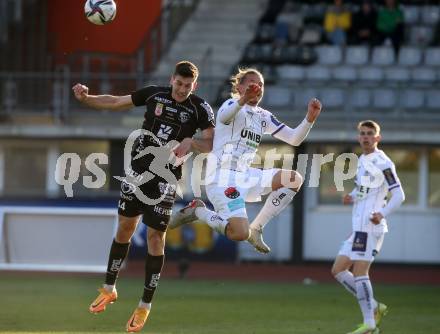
[338,231,385,262]
[205,167,279,220]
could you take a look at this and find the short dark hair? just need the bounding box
[357,120,381,134]
[174,61,199,79]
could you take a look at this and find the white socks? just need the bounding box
[355,276,376,328]
[195,207,228,235]
[103,284,115,293]
[335,271,378,308]
[250,187,296,230]
[138,300,152,310]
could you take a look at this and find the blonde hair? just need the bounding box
[230,67,264,99]
[357,120,381,134]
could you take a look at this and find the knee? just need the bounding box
[226,223,250,242]
[147,231,165,254]
[232,229,249,242]
[116,220,138,242]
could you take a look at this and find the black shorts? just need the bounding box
[117,178,176,232]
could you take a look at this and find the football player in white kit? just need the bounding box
[170,68,322,253]
[332,120,405,334]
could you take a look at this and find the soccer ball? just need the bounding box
[84,0,117,25]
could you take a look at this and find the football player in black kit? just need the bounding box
[72,61,214,332]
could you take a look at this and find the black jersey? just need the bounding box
[130,85,215,180]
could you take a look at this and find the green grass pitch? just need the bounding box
[0,275,439,334]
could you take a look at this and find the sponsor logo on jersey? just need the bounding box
[240,129,261,143]
[166,106,178,113]
[155,103,164,116]
[224,186,240,199]
[157,124,173,140]
[176,103,194,114]
[179,111,190,123]
[158,182,176,196]
[154,96,173,104]
[154,205,172,216]
[121,181,136,194]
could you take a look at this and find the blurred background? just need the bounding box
[0,0,439,273]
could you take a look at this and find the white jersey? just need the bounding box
[210,98,285,172]
[351,148,401,233]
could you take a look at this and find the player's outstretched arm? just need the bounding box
[72,83,134,111]
[272,98,323,146]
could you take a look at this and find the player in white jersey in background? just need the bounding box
[332,120,405,334]
[170,68,322,253]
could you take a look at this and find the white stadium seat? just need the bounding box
[316,45,343,65]
[398,47,422,66]
[372,46,395,66]
[345,46,369,66]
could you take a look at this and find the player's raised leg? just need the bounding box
[248,170,302,253]
[89,214,139,314]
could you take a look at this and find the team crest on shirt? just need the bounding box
[179,112,190,123]
[224,187,240,199]
[155,103,164,116]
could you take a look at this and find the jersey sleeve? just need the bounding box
[263,110,286,135]
[381,160,401,191]
[131,86,159,107]
[197,100,215,130]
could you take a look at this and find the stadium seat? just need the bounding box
[305,65,331,81]
[421,6,440,26]
[255,24,275,43]
[316,46,343,65]
[384,67,411,83]
[348,89,370,109]
[399,89,425,110]
[424,48,440,66]
[276,65,305,81]
[409,26,434,47]
[358,66,384,83]
[263,85,292,108]
[242,44,264,64]
[319,88,345,109]
[402,5,420,25]
[345,46,369,66]
[372,88,397,109]
[411,67,436,84]
[371,47,395,66]
[426,90,440,109]
[398,47,422,66]
[332,66,357,82]
[299,24,322,45]
[260,44,274,63]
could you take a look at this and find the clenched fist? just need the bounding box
[72,83,89,102]
[306,98,322,123]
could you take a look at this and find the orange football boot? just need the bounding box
[126,307,150,332]
[89,287,117,314]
